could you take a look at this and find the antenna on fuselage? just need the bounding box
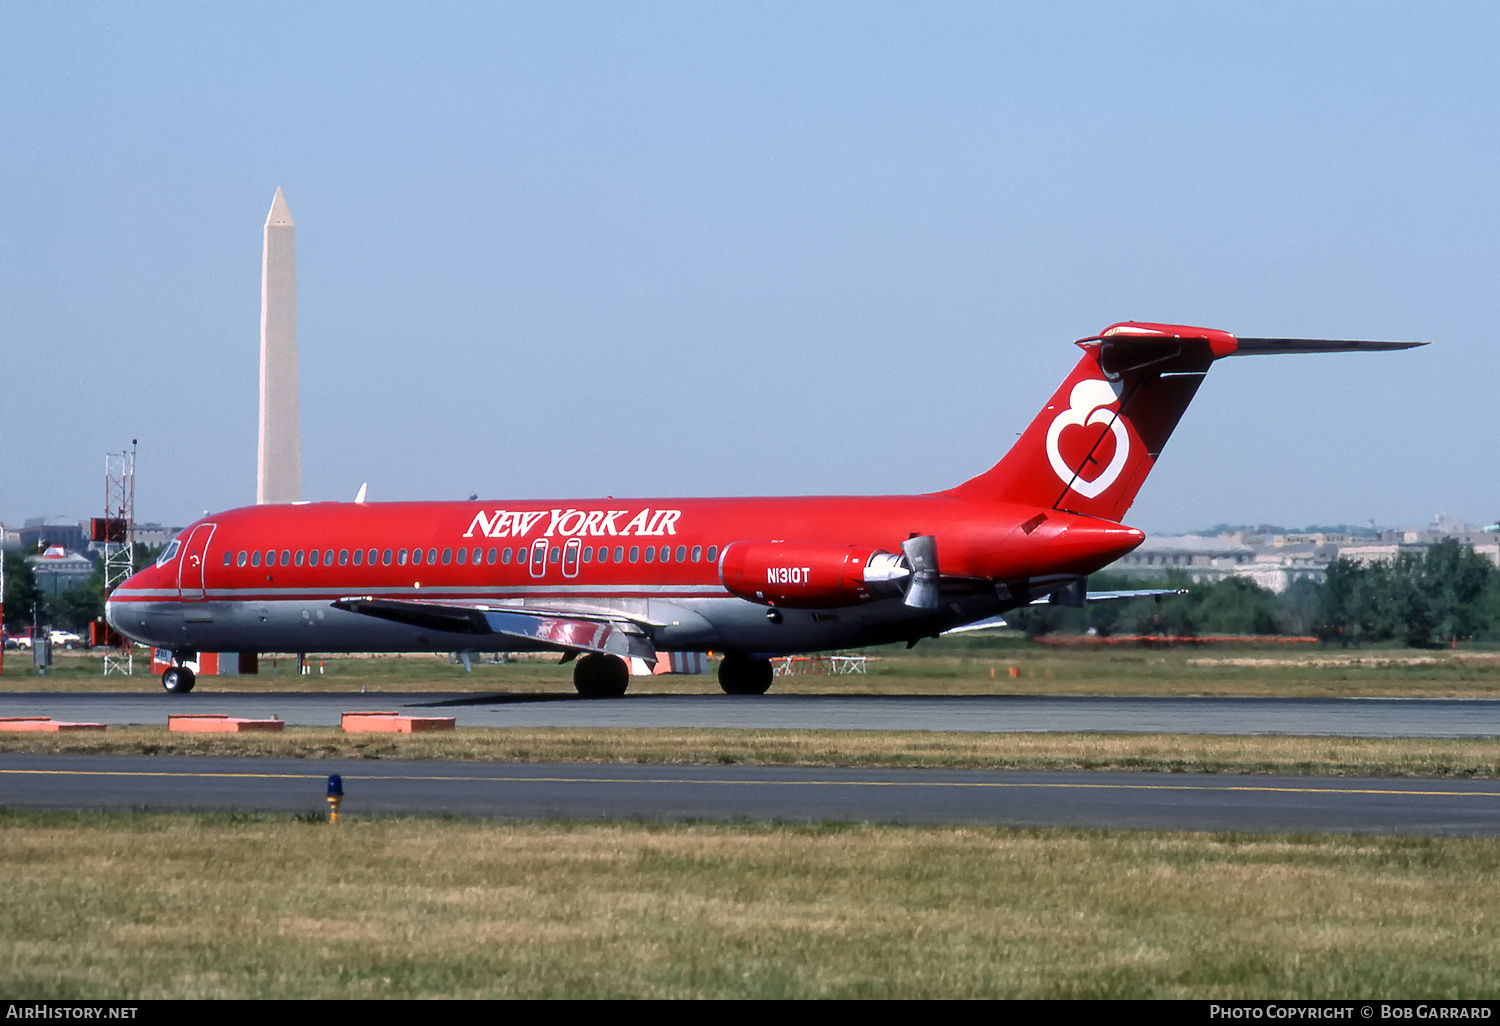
[354,483,368,504]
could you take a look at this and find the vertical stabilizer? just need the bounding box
[946,323,1233,522]
[946,322,1425,522]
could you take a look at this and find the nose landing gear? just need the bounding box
[162,663,196,694]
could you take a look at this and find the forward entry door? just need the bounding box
[177,523,216,601]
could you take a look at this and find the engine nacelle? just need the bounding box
[718,540,910,608]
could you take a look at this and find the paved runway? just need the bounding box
[2,754,1497,836]
[2,691,1499,737]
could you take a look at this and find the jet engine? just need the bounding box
[718,540,912,608]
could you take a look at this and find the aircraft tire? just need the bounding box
[162,666,196,694]
[573,653,629,698]
[718,655,774,695]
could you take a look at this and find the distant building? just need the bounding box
[27,545,97,595]
[1108,535,1255,583]
[1237,554,1329,593]
[1108,518,1500,595]
[9,517,179,557]
[19,517,87,554]
[132,523,178,549]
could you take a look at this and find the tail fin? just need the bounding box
[947,322,1425,522]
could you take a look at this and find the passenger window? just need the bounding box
[676,545,687,563]
[397,549,408,566]
[629,546,639,563]
[382,549,393,566]
[222,551,231,566]
[644,546,654,563]
[549,546,560,564]
[237,551,247,567]
[368,548,378,565]
[308,550,319,567]
[442,548,452,565]
[517,547,527,565]
[252,551,262,567]
[281,550,291,566]
[583,546,593,562]
[487,548,497,565]
[266,550,277,567]
[595,547,606,564]
[457,547,467,565]
[472,547,483,564]
[430,548,439,565]
[501,547,512,564]
[324,549,334,566]
[410,549,421,566]
[614,546,625,562]
[707,545,718,562]
[295,550,305,567]
[352,549,363,566]
[692,545,702,562]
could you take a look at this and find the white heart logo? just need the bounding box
[1045,379,1129,499]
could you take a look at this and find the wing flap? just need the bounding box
[331,597,657,660]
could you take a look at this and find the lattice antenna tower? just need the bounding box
[100,441,136,676]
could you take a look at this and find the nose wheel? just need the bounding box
[162,666,196,694]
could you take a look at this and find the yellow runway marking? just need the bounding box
[2,768,1499,798]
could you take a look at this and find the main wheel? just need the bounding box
[718,655,774,695]
[573,653,629,698]
[162,666,196,694]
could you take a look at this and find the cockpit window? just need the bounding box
[156,540,181,567]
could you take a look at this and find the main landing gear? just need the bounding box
[573,653,630,698]
[718,654,774,695]
[161,664,196,694]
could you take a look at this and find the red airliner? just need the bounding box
[107,322,1421,695]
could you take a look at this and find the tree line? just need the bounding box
[1008,539,1500,648]
[2,544,162,635]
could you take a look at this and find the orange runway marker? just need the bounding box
[168,714,284,733]
[341,711,456,734]
[0,717,106,733]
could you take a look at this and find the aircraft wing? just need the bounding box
[330,597,658,662]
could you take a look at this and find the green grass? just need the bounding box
[0,811,1495,998]
[13,640,1500,696]
[3,726,1499,778]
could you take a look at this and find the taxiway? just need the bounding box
[0,692,1497,737]
[2,754,1497,836]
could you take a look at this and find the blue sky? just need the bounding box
[2,2,1496,533]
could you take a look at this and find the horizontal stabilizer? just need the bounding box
[1232,338,1428,356]
[1058,587,1189,603]
[941,587,1188,635]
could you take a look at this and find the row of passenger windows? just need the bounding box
[224,544,720,569]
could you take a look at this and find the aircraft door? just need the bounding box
[177,523,216,601]
[562,538,581,578]
[529,538,548,579]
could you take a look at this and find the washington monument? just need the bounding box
[257,187,301,504]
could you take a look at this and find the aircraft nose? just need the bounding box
[1036,520,1145,575]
